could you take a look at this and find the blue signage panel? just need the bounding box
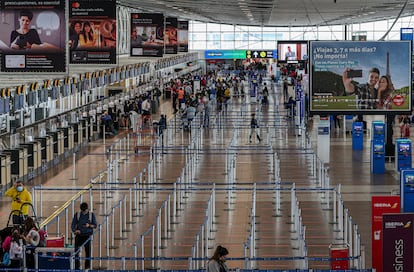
[396,139,412,171]
[204,50,246,59]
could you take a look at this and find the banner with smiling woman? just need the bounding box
[0,0,66,72]
[310,40,412,114]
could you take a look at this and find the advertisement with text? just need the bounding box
[69,0,117,64]
[0,0,66,72]
[130,13,164,57]
[310,41,412,113]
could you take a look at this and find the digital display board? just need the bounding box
[204,50,247,59]
[277,41,308,63]
[164,17,178,54]
[310,41,412,114]
[177,20,188,52]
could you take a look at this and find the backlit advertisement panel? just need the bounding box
[383,213,414,272]
[69,0,117,64]
[310,41,412,114]
[130,13,164,57]
[0,0,66,72]
[164,17,177,54]
[177,20,188,52]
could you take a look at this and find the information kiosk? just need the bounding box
[371,121,386,174]
[401,169,414,212]
[395,139,412,171]
[352,122,364,150]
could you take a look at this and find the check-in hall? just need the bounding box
[0,0,412,271]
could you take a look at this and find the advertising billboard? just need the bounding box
[0,1,66,72]
[130,13,164,57]
[371,196,401,272]
[164,17,178,54]
[177,20,189,52]
[383,213,414,272]
[310,41,412,114]
[69,0,117,64]
[277,40,308,63]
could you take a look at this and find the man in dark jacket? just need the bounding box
[71,202,97,270]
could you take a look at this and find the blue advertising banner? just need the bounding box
[177,20,188,52]
[310,41,412,114]
[131,13,164,57]
[383,213,414,272]
[0,0,66,72]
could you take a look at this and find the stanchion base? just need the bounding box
[272,214,283,217]
[223,208,235,211]
[161,236,171,240]
[69,178,78,180]
[109,246,119,249]
[127,221,136,224]
[114,237,128,241]
[122,229,132,233]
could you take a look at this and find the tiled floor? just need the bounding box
[0,81,401,270]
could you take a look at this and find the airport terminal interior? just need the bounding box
[0,0,413,271]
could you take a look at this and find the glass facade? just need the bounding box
[188,16,414,50]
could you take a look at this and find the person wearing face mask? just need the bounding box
[71,202,97,270]
[5,180,32,225]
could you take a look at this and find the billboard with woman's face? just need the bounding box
[69,0,117,64]
[0,1,66,72]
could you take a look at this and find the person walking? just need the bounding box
[206,245,229,272]
[5,180,32,225]
[71,202,97,270]
[249,113,261,143]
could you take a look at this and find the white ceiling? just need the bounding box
[120,0,413,27]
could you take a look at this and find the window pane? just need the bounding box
[206,40,221,49]
[191,22,206,32]
[221,24,234,32]
[207,23,221,32]
[222,33,235,41]
[221,41,234,49]
[262,32,276,40]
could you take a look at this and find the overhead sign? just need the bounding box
[131,13,164,57]
[204,50,246,59]
[246,50,277,59]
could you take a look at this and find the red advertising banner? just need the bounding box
[383,213,414,272]
[372,196,401,272]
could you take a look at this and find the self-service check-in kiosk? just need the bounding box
[395,139,412,171]
[400,169,414,212]
[371,121,386,174]
[35,136,53,171]
[352,122,364,150]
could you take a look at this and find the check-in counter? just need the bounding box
[71,122,83,144]
[80,119,89,143]
[48,130,65,156]
[20,141,41,171]
[35,136,54,164]
[4,147,28,180]
[0,154,11,187]
[61,126,74,150]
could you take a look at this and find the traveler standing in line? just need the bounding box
[5,180,32,225]
[249,113,261,143]
[71,202,97,270]
[206,245,229,272]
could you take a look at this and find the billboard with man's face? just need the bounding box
[310,41,412,114]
